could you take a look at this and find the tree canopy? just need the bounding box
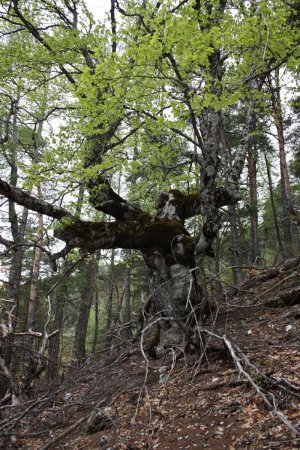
[0,0,300,357]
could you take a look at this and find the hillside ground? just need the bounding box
[1,257,300,449]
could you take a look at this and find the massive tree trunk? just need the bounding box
[0,172,248,359]
[28,180,206,353]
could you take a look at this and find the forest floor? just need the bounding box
[1,257,300,450]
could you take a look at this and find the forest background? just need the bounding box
[0,0,299,403]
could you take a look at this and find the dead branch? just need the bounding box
[0,177,77,221]
[14,331,43,337]
[45,258,83,298]
[0,294,60,408]
[40,414,90,450]
[202,329,300,437]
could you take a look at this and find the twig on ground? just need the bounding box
[202,328,300,437]
[40,414,90,450]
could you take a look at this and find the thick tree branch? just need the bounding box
[155,190,200,222]
[87,176,144,220]
[0,178,77,221]
[55,217,190,254]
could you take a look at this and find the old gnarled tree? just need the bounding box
[0,0,298,357]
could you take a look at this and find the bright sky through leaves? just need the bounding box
[85,0,110,20]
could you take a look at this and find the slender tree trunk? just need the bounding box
[27,187,43,331]
[47,294,65,381]
[47,260,83,380]
[122,249,132,338]
[213,232,222,297]
[91,281,99,354]
[49,186,85,375]
[248,143,260,264]
[3,101,29,369]
[268,69,296,251]
[74,257,99,360]
[91,250,100,354]
[226,142,242,285]
[5,101,28,317]
[228,204,242,285]
[105,249,115,346]
[23,189,44,381]
[5,208,28,315]
[25,91,48,334]
[264,153,284,259]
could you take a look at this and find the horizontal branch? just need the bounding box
[86,174,144,220]
[55,217,189,254]
[0,178,77,221]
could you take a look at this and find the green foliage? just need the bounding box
[1,0,298,210]
[1,0,300,366]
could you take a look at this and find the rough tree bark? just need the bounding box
[1,167,243,359]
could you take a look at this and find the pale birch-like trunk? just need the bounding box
[27,186,43,332]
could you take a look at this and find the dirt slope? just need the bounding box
[1,258,300,450]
